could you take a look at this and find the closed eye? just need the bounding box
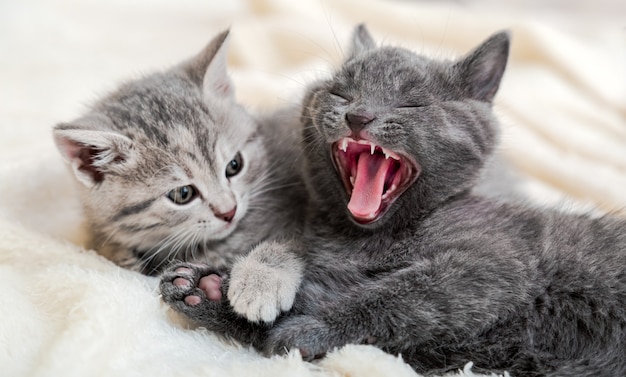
[396,104,425,109]
[329,91,351,103]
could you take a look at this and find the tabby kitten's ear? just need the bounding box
[53,115,135,187]
[184,29,234,99]
[455,31,510,102]
[348,24,376,59]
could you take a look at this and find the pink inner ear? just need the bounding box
[56,136,83,161]
[58,137,105,183]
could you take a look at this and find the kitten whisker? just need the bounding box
[56,29,307,281]
[154,226,203,272]
[140,226,196,271]
[100,226,122,249]
[249,183,303,201]
[147,163,175,182]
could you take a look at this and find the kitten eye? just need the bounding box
[397,104,424,109]
[225,152,243,178]
[166,185,198,205]
[329,91,351,103]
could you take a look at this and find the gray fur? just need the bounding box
[54,30,306,275]
[160,26,626,376]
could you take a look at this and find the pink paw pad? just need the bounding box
[173,267,193,288]
[173,277,191,288]
[184,295,202,306]
[199,274,223,301]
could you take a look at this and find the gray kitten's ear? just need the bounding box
[185,29,234,99]
[455,31,510,102]
[53,115,135,187]
[348,24,376,59]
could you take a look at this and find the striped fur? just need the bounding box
[54,30,306,275]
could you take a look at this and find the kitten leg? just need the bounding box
[228,240,303,323]
[159,262,268,348]
[265,253,529,367]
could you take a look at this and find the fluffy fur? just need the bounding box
[53,31,306,275]
[161,25,626,376]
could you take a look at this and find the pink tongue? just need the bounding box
[347,152,392,219]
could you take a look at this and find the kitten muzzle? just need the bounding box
[332,137,419,224]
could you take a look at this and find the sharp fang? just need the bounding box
[350,175,355,186]
[339,139,348,152]
[370,144,375,155]
[383,148,400,161]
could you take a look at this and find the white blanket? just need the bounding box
[1,0,625,376]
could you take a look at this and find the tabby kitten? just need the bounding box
[54,30,306,275]
[160,26,626,376]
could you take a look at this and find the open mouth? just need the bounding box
[332,137,420,224]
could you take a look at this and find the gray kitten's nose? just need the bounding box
[215,206,237,223]
[346,111,375,133]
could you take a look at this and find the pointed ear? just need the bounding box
[455,31,510,102]
[53,115,135,187]
[347,24,376,60]
[184,29,234,99]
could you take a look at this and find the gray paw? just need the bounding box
[227,241,302,323]
[159,262,226,321]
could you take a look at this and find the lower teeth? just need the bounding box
[382,184,398,200]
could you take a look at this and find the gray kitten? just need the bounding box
[54,30,306,275]
[160,26,626,376]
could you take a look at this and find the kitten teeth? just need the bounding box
[381,184,398,200]
[350,175,355,186]
[382,148,400,161]
[336,137,400,161]
[339,138,349,153]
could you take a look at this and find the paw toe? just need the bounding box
[230,292,279,323]
[174,266,193,274]
[173,277,192,288]
[183,295,202,306]
[259,304,280,323]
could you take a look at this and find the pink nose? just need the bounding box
[214,206,236,223]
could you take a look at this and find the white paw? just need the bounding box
[227,241,302,323]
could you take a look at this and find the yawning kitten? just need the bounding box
[54,30,306,275]
[161,25,626,376]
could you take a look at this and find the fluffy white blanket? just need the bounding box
[1,0,625,376]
